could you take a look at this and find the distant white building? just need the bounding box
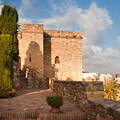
[99,74,114,83]
[82,69,115,82]
[115,74,120,84]
[82,73,98,81]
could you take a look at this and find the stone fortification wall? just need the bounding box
[44,30,82,81]
[53,80,120,120]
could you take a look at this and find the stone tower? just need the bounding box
[18,24,82,88]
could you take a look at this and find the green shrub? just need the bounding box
[0,89,17,98]
[47,96,63,108]
[0,35,13,90]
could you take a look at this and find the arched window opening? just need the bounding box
[55,56,60,64]
[29,54,31,62]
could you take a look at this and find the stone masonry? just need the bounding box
[13,61,20,89]
[17,24,82,88]
[53,80,120,120]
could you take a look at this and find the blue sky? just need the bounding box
[0,0,120,73]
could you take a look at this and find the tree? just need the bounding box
[0,4,18,34]
[0,4,19,91]
[0,4,19,61]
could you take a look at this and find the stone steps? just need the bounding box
[1,118,36,120]
[38,112,87,120]
[19,70,28,88]
[0,112,38,120]
[0,111,87,120]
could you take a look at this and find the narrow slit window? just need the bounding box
[29,54,31,62]
[55,56,60,64]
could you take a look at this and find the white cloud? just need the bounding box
[18,17,32,30]
[21,0,37,8]
[80,3,112,45]
[18,0,37,24]
[83,46,120,73]
[18,6,24,17]
[49,0,76,15]
[18,0,37,17]
[103,47,120,57]
[117,36,120,42]
[38,2,120,73]
[0,5,3,15]
[0,3,31,25]
[39,3,112,45]
[19,18,32,24]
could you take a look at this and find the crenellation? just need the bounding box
[44,30,82,39]
[22,24,43,33]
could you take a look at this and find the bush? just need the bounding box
[47,96,63,108]
[0,35,13,90]
[0,89,17,98]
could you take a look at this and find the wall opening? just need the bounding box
[29,54,31,62]
[55,56,60,64]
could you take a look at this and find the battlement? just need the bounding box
[22,24,43,33]
[44,30,82,39]
[20,24,82,39]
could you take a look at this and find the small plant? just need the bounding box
[104,80,120,100]
[47,96,63,108]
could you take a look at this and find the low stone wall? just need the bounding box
[27,71,49,89]
[53,80,120,120]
